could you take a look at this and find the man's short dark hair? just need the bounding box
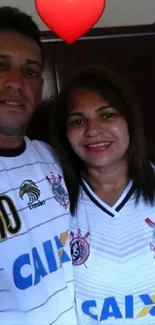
[0,6,43,60]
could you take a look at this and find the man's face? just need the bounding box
[0,31,43,136]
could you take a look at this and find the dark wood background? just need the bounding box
[27,24,155,146]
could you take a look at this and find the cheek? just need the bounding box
[67,129,77,148]
[67,128,83,149]
[0,77,7,91]
[112,122,130,146]
[25,80,42,104]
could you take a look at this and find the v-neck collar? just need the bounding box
[81,179,135,217]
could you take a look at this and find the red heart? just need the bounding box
[35,0,106,44]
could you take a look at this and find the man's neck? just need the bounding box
[0,133,24,149]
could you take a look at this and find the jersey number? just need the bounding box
[0,195,21,240]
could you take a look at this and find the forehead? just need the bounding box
[0,30,42,65]
[69,88,109,111]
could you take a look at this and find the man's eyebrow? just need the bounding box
[26,59,42,69]
[0,55,42,69]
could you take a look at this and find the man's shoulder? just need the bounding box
[24,137,60,166]
[29,138,53,153]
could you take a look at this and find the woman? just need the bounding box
[51,66,155,324]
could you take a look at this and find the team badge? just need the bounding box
[46,173,69,208]
[70,229,90,266]
[145,218,155,257]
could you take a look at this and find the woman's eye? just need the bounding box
[102,113,114,120]
[70,119,84,125]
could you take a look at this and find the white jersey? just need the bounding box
[0,137,77,325]
[70,179,155,325]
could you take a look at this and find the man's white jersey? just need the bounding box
[70,179,155,325]
[0,137,77,325]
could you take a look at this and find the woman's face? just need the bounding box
[66,88,130,169]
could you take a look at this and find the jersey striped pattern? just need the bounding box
[70,180,155,324]
[0,137,77,325]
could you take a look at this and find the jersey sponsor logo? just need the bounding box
[46,172,69,208]
[19,179,46,210]
[70,229,90,266]
[145,218,155,257]
[13,232,71,290]
[82,294,155,321]
[0,195,21,240]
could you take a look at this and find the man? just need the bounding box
[0,6,77,325]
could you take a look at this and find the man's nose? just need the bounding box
[4,68,24,92]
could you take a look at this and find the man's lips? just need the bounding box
[0,99,25,108]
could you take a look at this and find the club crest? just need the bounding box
[145,218,155,257]
[46,172,69,208]
[70,229,90,266]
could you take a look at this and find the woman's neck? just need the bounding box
[84,160,129,206]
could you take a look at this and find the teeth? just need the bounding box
[5,101,21,106]
[88,142,111,148]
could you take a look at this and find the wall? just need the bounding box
[27,25,155,148]
[0,0,155,32]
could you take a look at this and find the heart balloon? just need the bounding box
[35,0,106,44]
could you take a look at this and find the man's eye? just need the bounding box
[27,69,40,78]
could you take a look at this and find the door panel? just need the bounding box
[53,35,155,144]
